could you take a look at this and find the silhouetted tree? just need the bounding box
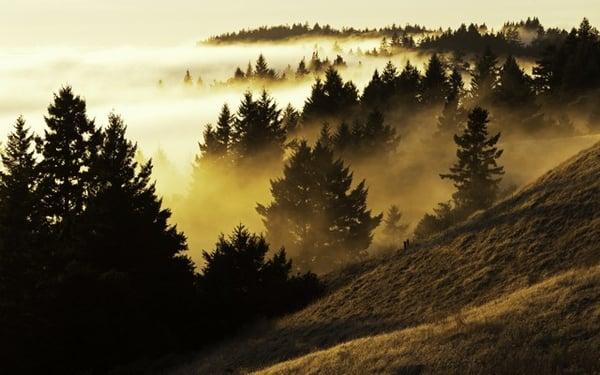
[183,70,193,85]
[296,58,310,78]
[231,91,286,164]
[282,104,301,135]
[383,205,409,244]
[36,86,99,245]
[470,46,499,105]
[441,107,504,211]
[257,140,382,272]
[254,54,276,79]
[198,225,322,337]
[0,116,40,308]
[303,67,359,122]
[422,53,449,105]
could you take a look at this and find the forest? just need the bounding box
[1,16,600,374]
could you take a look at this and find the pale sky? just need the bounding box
[0,0,596,47]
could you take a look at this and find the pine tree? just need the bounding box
[470,46,499,104]
[303,67,358,121]
[215,104,232,155]
[198,225,322,337]
[231,91,286,164]
[257,140,382,272]
[245,61,253,79]
[233,67,245,80]
[282,104,300,134]
[36,86,99,236]
[440,107,504,211]
[255,54,275,79]
[495,55,535,107]
[396,60,422,107]
[183,70,193,85]
[437,68,465,135]
[422,53,449,105]
[296,58,310,78]
[81,113,197,358]
[383,205,409,243]
[361,69,383,108]
[0,116,40,305]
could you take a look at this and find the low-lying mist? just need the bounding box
[2,37,598,268]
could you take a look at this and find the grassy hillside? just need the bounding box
[172,142,600,374]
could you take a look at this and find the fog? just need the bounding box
[2,37,599,267]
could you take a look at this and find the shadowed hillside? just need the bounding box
[172,141,600,374]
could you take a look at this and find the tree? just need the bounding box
[440,107,504,212]
[437,68,466,136]
[198,225,322,338]
[495,55,536,107]
[183,70,193,85]
[282,104,301,135]
[231,91,286,164]
[296,58,310,78]
[383,205,409,244]
[422,53,449,105]
[303,67,359,121]
[233,67,245,80]
[36,86,99,239]
[470,46,499,104]
[78,113,197,364]
[0,116,40,306]
[257,140,382,272]
[396,60,422,108]
[254,54,276,79]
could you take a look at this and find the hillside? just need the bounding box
[172,142,600,374]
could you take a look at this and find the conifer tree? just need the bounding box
[255,54,275,79]
[199,225,322,337]
[383,205,409,243]
[231,91,285,164]
[396,60,422,107]
[36,86,99,234]
[422,53,449,105]
[470,46,499,104]
[0,116,40,305]
[183,70,193,85]
[257,140,381,271]
[282,104,301,134]
[296,58,310,78]
[495,55,536,107]
[233,67,245,80]
[440,107,504,211]
[82,113,197,357]
[303,67,358,121]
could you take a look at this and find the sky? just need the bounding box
[0,0,596,47]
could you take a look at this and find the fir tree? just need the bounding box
[383,205,409,243]
[422,53,449,105]
[440,107,504,211]
[231,91,286,164]
[36,86,99,235]
[257,140,382,272]
[0,116,40,305]
[282,104,301,135]
[470,46,499,104]
[296,58,310,78]
[183,70,193,85]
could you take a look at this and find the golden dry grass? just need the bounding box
[171,141,600,374]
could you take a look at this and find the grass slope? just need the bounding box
[173,142,600,374]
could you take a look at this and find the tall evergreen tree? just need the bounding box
[495,55,536,107]
[422,53,449,105]
[303,67,358,121]
[440,107,504,211]
[231,91,286,164]
[36,86,99,239]
[383,205,409,244]
[0,116,40,306]
[470,46,499,104]
[257,140,381,272]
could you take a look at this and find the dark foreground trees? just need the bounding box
[199,225,323,339]
[0,87,322,374]
[257,140,382,272]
